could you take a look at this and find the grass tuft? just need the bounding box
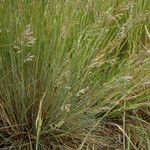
[0,0,150,149]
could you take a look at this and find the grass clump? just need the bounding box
[0,0,150,149]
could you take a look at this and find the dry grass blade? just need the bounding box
[109,123,138,150]
[35,92,47,150]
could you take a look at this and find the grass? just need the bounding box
[0,0,150,149]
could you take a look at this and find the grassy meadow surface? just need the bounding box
[0,0,150,149]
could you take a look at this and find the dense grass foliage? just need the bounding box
[0,0,150,149]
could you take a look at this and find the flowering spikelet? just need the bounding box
[76,86,89,97]
[121,76,133,81]
[13,24,36,53]
[61,104,71,112]
[24,53,34,63]
[20,24,36,47]
[55,120,65,129]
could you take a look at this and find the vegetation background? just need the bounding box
[0,0,150,149]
